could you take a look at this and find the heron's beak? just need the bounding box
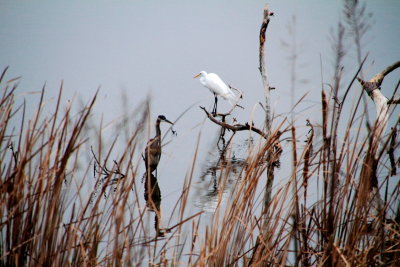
[193,73,201,79]
[164,119,174,125]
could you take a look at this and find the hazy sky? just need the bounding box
[2,1,398,118]
[1,0,399,214]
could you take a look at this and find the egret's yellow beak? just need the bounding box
[193,73,201,79]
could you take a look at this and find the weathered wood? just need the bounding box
[357,61,400,223]
[259,5,273,134]
[357,60,400,139]
[200,106,268,139]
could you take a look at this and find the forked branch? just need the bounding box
[357,61,400,139]
[200,106,268,139]
[357,60,400,97]
[356,61,399,222]
[370,61,400,86]
[91,146,125,182]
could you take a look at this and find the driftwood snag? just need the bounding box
[200,107,268,139]
[259,5,273,134]
[357,60,400,139]
[357,61,400,222]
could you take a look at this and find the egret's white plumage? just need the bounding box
[194,71,239,114]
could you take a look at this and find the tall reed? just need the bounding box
[1,51,399,267]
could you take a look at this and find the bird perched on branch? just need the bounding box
[144,115,174,174]
[194,71,242,115]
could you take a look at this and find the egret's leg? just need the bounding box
[212,94,218,115]
[215,95,218,114]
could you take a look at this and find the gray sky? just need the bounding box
[1,1,399,113]
[1,0,399,216]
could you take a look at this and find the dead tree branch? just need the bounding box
[200,106,268,139]
[357,60,400,139]
[357,61,399,221]
[259,4,273,134]
[357,60,400,96]
[370,61,400,86]
[387,98,400,104]
[249,6,280,266]
[258,4,277,212]
[91,146,125,183]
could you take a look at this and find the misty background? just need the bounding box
[1,0,399,220]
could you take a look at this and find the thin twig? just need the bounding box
[91,146,126,181]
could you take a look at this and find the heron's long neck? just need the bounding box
[199,76,206,86]
[155,120,161,139]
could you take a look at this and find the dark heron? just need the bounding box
[144,115,173,173]
[143,171,163,235]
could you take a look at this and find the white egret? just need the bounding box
[194,71,240,115]
[144,115,174,173]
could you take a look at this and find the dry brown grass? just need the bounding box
[1,53,399,267]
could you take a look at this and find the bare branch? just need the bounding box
[200,106,268,139]
[356,61,400,219]
[356,61,400,139]
[387,98,400,105]
[357,60,400,95]
[356,78,378,95]
[259,4,273,133]
[370,60,400,86]
[91,146,125,182]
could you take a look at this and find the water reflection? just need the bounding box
[194,136,248,212]
[143,172,165,237]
